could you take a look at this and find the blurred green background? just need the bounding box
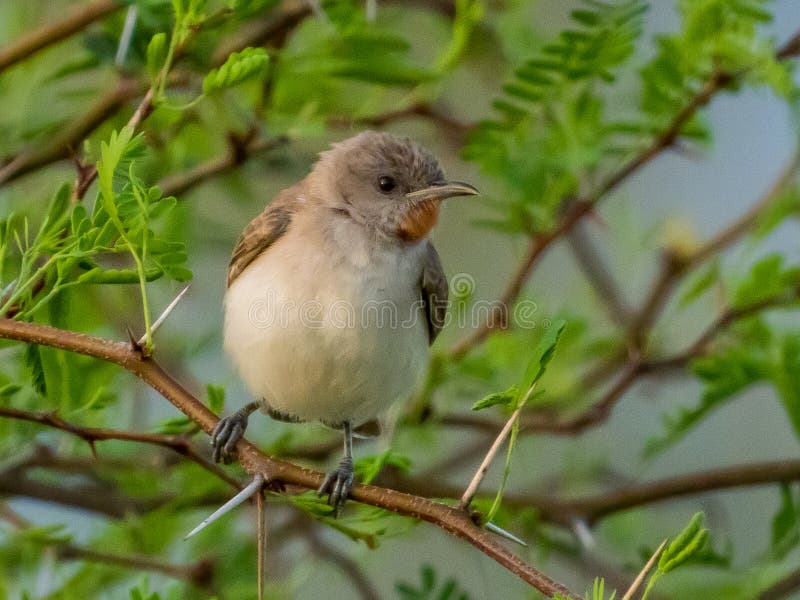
[1,0,799,598]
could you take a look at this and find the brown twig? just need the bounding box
[459,385,536,508]
[758,566,800,600]
[450,25,800,359]
[211,2,313,65]
[0,500,215,589]
[74,87,157,200]
[0,0,123,74]
[0,471,159,517]
[305,524,381,600]
[0,318,580,599]
[531,459,800,527]
[567,221,632,326]
[57,545,216,590]
[449,71,733,358]
[392,459,800,528]
[0,405,242,490]
[329,102,473,145]
[627,149,800,354]
[158,134,289,198]
[444,289,798,437]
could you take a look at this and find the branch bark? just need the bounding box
[0,0,123,74]
[0,318,580,599]
[158,134,288,198]
[389,459,800,528]
[443,288,798,437]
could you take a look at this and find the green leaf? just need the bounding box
[206,383,225,414]
[76,386,116,412]
[203,47,269,95]
[290,492,413,548]
[523,320,567,385]
[98,126,136,214]
[153,415,195,435]
[39,183,71,239]
[770,484,800,560]
[354,449,412,485]
[396,565,471,600]
[646,346,768,457]
[17,524,72,546]
[228,0,280,19]
[772,335,800,439]
[733,254,800,308]
[0,383,22,399]
[471,385,520,411]
[679,262,720,308]
[24,344,46,396]
[658,512,709,573]
[146,32,168,83]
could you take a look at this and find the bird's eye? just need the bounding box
[378,176,396,193]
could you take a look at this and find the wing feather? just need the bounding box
[226,185,302,286]
[420,242,448,344]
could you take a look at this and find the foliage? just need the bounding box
[0,0,798,598]
[641,513,710,600]
[396,565,471,600]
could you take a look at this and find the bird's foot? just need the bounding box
[317,456,355,516]
[212,409,251,464]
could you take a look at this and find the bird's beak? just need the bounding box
[405,180,479,202]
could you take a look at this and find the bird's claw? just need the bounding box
[211,413,248,464]
[317,457,354,516]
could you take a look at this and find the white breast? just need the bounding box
[223,211,430,426]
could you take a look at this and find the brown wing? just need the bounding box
[420,242,448,344]
[227,184,303,287]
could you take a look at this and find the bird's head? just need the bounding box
[309,131,478,241]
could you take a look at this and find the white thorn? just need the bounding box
[138,284,190,346]
[366,0,377,22]
[184,475,264,540]
[1,279,17,298]
[484,522,528,547]
[115,6,138,66]
[572,518,596,550]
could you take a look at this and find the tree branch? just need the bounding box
[0,471,159,518]
[390,459,800,528]
[0,0,123,74]
[529,459,800,527]
[566,221,632,326]
[627,149,800,353]
[0,406,242,490]
[444,290,798,437]
[304,523,381,600]
[158,134,288,198]
[0,318,580,599]
[0,502,215,590]
[758,566,800,600]
[450,27,800,359]
[57,545,216,590]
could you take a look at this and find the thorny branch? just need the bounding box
[0,318,581,600]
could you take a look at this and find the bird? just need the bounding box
[212,131,478,514]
